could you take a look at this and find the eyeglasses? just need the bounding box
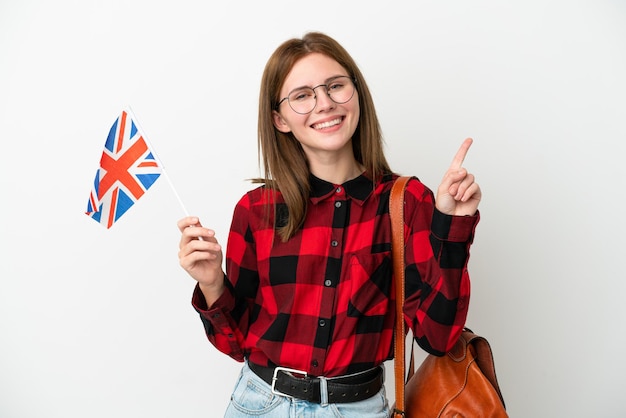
[275,76,356,114]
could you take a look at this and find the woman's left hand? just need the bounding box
[435,138,482,216]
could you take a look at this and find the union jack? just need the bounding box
[86,110,162,228]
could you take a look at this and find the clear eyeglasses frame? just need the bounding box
[275,76,357,115]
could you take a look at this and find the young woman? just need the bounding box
[177,32,481,417]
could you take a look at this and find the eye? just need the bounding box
[328,81,345,92]
[328,83,343,91]
[290,89,315,102]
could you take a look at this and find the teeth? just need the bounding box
[313,118,342,130]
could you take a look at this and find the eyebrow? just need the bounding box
[288,74,350,92]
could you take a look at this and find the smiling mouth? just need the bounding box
[312,117,343,130]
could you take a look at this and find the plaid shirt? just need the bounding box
[192,173,479,377]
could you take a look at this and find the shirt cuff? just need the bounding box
[431,209,480,242]
[191,280,235,314]
[191,281,236,334]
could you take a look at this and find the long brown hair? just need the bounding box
[257,32,391,241]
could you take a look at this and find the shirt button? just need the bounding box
[324,279,332,287]
[312,360,319,368]
[335,201,342,208]
[331,240,338,247]
[336,187,342,193]
[319,319,326,327]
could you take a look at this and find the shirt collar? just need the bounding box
[309,172,375,206]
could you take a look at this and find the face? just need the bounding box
[273,53,360,162]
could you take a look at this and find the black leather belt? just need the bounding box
[248,361,384,404]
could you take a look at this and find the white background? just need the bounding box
[1,1,625,417]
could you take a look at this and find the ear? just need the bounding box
[272,110,292,133]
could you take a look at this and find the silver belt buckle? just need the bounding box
[271,366,308,398]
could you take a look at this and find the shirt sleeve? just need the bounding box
[190,192,260,362]
[402,178,479,356]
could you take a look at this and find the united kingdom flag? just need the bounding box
[86,110,162,228]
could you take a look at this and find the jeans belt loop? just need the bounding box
[319,376,329,406]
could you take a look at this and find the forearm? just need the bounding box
[406,206,479,354]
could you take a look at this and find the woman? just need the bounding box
[177,31,481,417]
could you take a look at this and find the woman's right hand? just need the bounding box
[177,216,225,304]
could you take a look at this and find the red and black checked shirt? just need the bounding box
[192,173,479,377]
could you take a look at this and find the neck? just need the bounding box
[309,157,364,185]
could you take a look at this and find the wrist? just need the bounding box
[199,276,225,306]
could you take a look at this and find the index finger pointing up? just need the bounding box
[450,138,474,169]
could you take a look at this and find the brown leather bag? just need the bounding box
[390,176,508,418]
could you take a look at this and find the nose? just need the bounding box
[313,86,335,112]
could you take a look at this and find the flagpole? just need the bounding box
[126,106,191,217]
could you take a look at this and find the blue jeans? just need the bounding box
[224,361,390,417]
